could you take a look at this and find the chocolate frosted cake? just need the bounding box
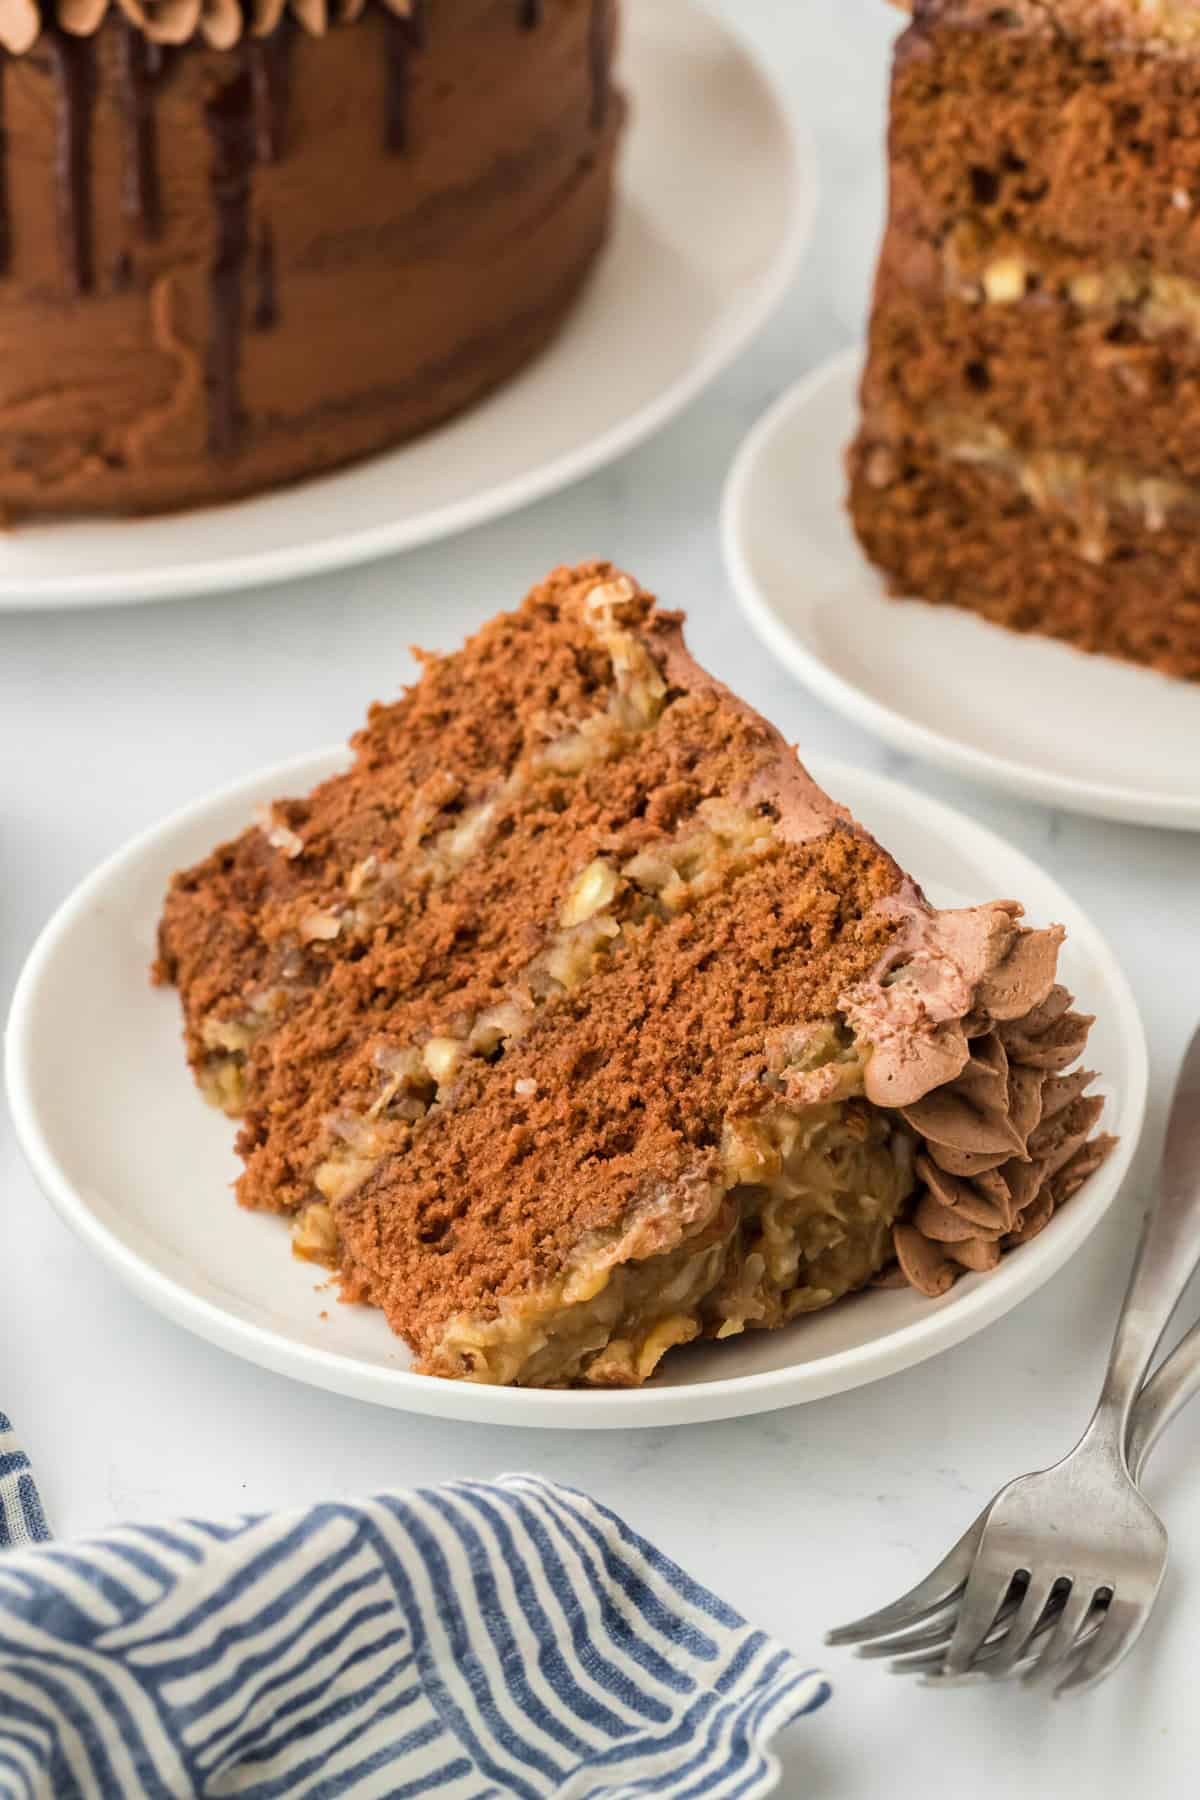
[849,0,1200,682]
[156,562,1113,1388]
[0,0,620,519]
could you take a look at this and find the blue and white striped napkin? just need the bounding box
[0,1415,49,1553]
[0,1414,828,1799]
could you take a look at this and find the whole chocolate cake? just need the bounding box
[0,0,621,519]
[849,0,1200,683]
[156,562,1113,1389]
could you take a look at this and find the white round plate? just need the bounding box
[0,2,810,611]
[7,747,1146,1429]
[723,348,1200,830]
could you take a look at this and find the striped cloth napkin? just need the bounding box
[0,1412,828,1799]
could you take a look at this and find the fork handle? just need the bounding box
[1129,1320,1200,1478]
[1092,1163,1200,1460]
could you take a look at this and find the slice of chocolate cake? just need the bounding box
[849,0,1200,682]
[156,563,1113,1387]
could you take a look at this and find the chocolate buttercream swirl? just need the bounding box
[841,898,1115,1299]
[0,0,411,52]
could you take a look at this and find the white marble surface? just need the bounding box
[2,1,1199,1792]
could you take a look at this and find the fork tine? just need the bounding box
[886,1580,1033,1682]
[826,1580,963,1650]
[825,1513,985,1647]
[889,1640,965,1678]
[864,1582,1033,1668]
[1054,1596,1151,1698]
[852,1605,965,1661]
[973,1573,1063,1679]
[1020,1584,1103,1692]
[892,1620,1021,1684]
[943,1563,1022,1677]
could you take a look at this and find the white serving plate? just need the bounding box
[5,748,1146,1429]
[723,348,1200,830]
[0,0,812,609]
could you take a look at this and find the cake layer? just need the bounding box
[864,224,1200,481]
[889,1,1200,275]
[848,440,1200,679]
[0,1,620,518]
[159,563,1113,1386]
[156,562,664,1114]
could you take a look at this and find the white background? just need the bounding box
[3,2,1199,1792]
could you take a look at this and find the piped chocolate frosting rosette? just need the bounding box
[842,897,1116,1298]
[0,0,416,53]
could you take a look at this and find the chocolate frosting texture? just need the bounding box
[649,620,864,849]
[841,897,1114,1297]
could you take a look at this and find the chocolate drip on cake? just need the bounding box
[0,63,10,278]
[116,16,163,241]
[588,0,612,130]
[520,0,542,26]
[204,70,256,456]
[248,20,294,164]
[382,1,427,155]
[253,218,277,331]
[46,29,97,296]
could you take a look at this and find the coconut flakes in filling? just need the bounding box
[425,1029,917,1387]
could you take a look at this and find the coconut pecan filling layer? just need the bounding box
[423,1046,916,1389]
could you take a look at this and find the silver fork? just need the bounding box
[827,1315,1200,1683]
[829,1021,1200,1696]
